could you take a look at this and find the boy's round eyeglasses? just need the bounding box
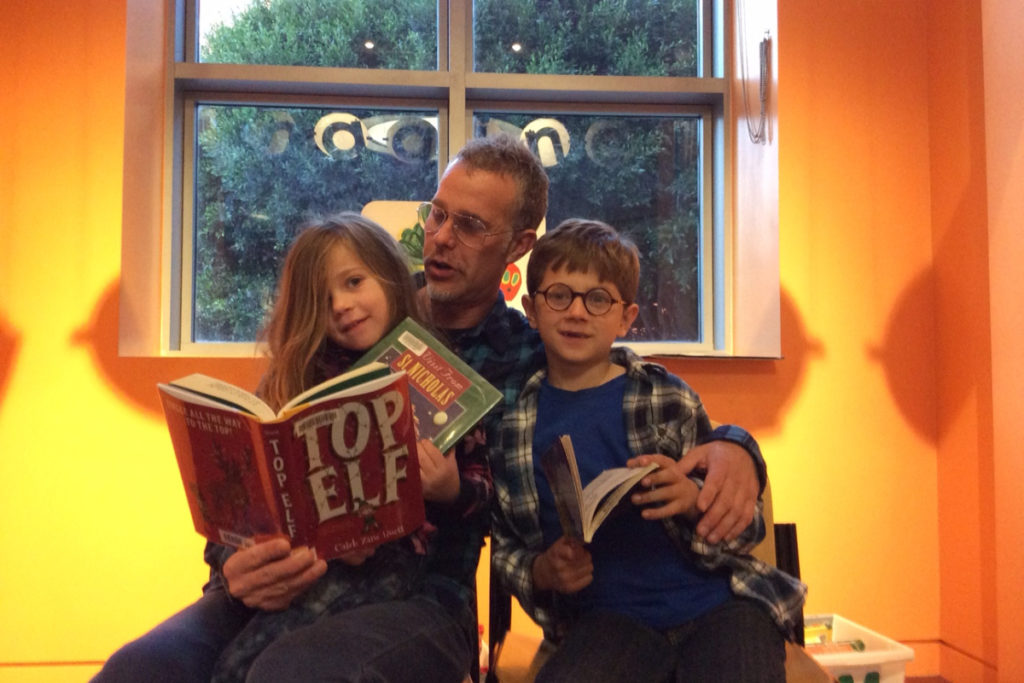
[418,201,511,250]
[533,283,627,316]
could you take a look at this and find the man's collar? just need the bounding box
[447,292,513,353]
[414,272,515,353]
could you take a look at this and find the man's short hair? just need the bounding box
[527,218,640,303]
[449,134,549,235]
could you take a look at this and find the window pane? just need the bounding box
[192,104,439,342]
[473,0,700,77]
[475,113,702,342]
[198,0,438,70]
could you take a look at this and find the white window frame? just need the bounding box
[118,0,780,358]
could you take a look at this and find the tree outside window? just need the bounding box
[191,0,705,345]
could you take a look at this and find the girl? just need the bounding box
[97,213,491,683]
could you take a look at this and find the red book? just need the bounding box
[158,364,425,558]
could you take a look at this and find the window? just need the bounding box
[120,0,781,358]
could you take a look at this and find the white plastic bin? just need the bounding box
[804,614,914,683]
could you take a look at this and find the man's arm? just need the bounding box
[680,424,765,543]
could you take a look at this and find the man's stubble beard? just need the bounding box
[424,281,461,304]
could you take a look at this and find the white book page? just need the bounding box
[580,463,658,541]
[167,374,275,420]
[282,362,388,412]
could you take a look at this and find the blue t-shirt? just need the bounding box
[532,375,731,630]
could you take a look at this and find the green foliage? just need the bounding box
[193,0,703,343]
[194,103,437,341]
[479,112,701,341]
[201,0,436,69]
[473,0,699,77]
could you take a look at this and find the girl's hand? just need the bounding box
[627,454,701,522]
[335,546,376,566]
[418,438,460,503]
[532,536,593,594]
[222,538,327,611]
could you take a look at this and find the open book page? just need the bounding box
[166,362,390,423]
[280,362,389,413]
[167,374,276,420]
[540,434,661,543]
[581,463,658,541]
[539,434,586,540]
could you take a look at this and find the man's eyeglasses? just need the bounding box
[533,283,627,316]
[418,201,510,250]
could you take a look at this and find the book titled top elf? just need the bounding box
[156,317,501,559]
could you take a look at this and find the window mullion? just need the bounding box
[445,0,470,159]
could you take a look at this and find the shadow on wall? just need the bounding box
[660,287,823,435]
[72,280,266,417]
[662,276,943,447]
[867,265,939,445]
[69,275,941,443]
[0,312,20,410]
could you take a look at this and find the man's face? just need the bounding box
[422,161,534,315]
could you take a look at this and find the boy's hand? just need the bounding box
[418,438,460,504]
[222,538,327,611]
[533,536,593,594]
[678,441,758,543]
[628,454,700,522]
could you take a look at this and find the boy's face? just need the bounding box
[523,266,639,382]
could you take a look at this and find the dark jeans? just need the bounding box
[536,598,786,683]
[93,592,471,683]
[93,588,253,683]
[246,597,471,683]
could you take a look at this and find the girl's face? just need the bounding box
[324,241,392,351]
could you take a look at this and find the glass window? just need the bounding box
[474,112,707,343]
[188,103,438,342]
[473,0,700,77]
[123,0,774,357]
[198,0,438,70]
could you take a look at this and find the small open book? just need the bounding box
[539,434,658,543]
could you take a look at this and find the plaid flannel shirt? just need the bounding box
[490,346,807,642]
[435,291,547,444]
[416,292,544,629]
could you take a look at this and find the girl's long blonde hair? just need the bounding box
[257,212,420,410]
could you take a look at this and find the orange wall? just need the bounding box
[982,0,1024,681]
[927,1,997,680]
[1,1,1018,681]
[681,0,943,663]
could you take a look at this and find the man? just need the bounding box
[419,134,764,544]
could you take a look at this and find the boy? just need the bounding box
[490,219,806,682]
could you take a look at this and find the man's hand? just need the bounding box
[418,438,460,504]
[532,536,593,594]
[627,454,701,522]
[677,440,759,543]
[222,538,327,611]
